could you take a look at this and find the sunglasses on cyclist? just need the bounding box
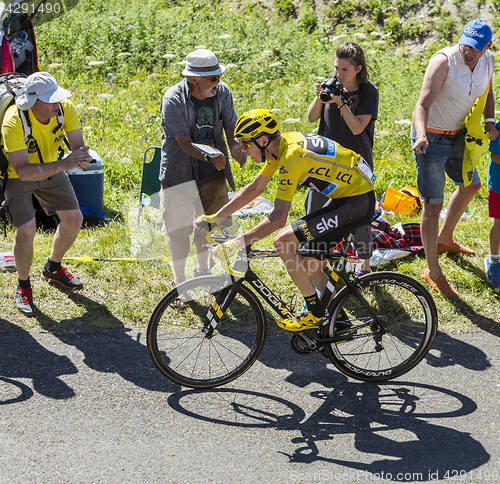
[238,135,264,149]
[238,139,252,149]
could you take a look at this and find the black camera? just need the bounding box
[320,76,344,103]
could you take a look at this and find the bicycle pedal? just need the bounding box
[298,331,327,357]
[297,330,319,350]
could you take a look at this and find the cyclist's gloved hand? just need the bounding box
[212,240,245,278]
[194,214,220,244]
[195,214,219,232]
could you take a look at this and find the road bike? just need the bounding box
[146,231,438,389]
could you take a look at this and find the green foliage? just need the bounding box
[428,4,442,17]
[2,0,500,332]
[383,12,401,39]
[365,0,389,23]
[325,0,360,28]
[298,0,317,32]
[434,16,457,43]
[274,0,295,16]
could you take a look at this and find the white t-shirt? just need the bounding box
[427,44,493,132]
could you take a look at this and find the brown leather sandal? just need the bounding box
[421,268,459,299]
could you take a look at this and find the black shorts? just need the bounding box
[292,191,375,247]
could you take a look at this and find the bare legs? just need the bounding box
[274,225,323,298]
[422,183,479,281]
[14,208,83,281]
[490,218,500,255]
[169,232,209,286]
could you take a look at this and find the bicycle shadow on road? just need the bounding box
[255,324,492,390]
[167,379,488,479]
[35,292,178,394]
[280,381,488,476]
[0,318,76,402]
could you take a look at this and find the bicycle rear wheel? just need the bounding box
[323,272,437,381]
[147,276,267,389]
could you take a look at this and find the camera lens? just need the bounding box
[320,90,332,102]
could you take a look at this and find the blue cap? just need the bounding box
[459,19,492,50]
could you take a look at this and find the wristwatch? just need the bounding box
[485,118,496,124]
[203,154,211,162]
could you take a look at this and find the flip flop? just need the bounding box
[170,294,188,308]
[192,269,211,278]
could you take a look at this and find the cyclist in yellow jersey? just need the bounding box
[195,109,375,332]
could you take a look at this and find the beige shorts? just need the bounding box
[160,171,229,240]
[4,172,80,228]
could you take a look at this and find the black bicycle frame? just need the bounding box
[203,233,382,344]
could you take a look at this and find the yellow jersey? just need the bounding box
[2,99,81,179]
[259,132,375,202]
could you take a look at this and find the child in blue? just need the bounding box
[485,120,500,287]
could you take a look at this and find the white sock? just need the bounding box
[491,254,500,262]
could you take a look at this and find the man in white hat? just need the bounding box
[159,49,246,304]
[2,71,92,316]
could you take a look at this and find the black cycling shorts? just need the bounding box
[292,191,375,247]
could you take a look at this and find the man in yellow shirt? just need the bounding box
[2,72,92,316]
[195,109,375,331]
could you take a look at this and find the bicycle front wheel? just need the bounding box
[147,275,267,389]
[323,272,437,382]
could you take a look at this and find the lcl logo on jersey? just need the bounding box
[307,167,352,184]
[308,167,331,177]
[316,215,339,234]
[336,172,352,184]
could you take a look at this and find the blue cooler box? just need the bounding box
[66,150,104,213]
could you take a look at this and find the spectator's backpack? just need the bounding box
[0,73,67,235]
[1,10,39,76]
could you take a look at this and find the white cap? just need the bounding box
[16,72,72,111]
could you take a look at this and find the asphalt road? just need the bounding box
[0,323,499,484]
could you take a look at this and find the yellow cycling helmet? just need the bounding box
[234,109,279,140]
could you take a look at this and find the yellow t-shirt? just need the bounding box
[259,132,375,202]
[2,99,81,179]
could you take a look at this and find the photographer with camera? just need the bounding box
[307,42,379,275]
